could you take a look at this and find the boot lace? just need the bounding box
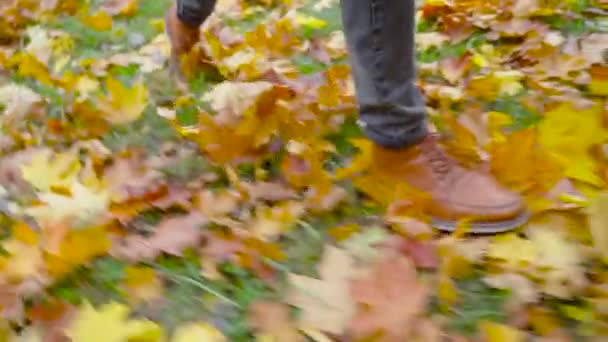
[419,135,457,179]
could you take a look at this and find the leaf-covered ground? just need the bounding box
[1,0,608,340]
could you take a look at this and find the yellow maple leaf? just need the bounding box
[172,322,227,342]
[9,53,56,86]
[251,202,305,241]
[488,127,563,193]
[98,76,148,125]
[528,226,587,298]
[443,115,482,166]
[24,181,110,228]
[487,234,537,270]
[480,321,526,342]
[44,226,111,278]
[538,102,608,186]
[20,150,80,192]
[122,266,163,305]
[65,301,161,342]
[80,11,113,32]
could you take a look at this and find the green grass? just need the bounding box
[441,275,510,336]
[49,257,127,306]
[49,0,171,60]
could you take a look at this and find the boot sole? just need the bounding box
[431,211,531,234]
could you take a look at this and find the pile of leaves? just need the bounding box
[1,0,607,340]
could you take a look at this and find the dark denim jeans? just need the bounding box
[177,0,427,148]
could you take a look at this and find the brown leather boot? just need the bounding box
[374,135,528,233]
[165,3,200,78]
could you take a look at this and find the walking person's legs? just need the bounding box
[165,0,528,232]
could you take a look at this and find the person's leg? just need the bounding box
[340,0,427,148]
[339,0,527,232]
[165,0,216,74]
[175,0,216,28]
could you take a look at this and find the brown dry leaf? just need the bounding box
[348,252,428,342]
[242,181,297,201]
[285,246,357,335]
[103,152,164,202]
[27,299,76,342]
[110,213,207,261]
[197,189,241,219]
[248,301,302,342]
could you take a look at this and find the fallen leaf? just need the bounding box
[480,321,526,342]
[20,149,80,192]
[80,11,113,32]
[110,213,207,261]
[101,0,139,17]
[243,181,297,201]
[248,301,302,342]
[580,33,608,65]
[122,266,163,305]
[98,76,148,125]
[340,227,389,264]
[348,252,428,341]
[484,273,539,305]
[0,82,42,120]
[285,246,356,335]
[172,322,226,342]
[588,192,608,263]
[0,237,45,282]
[44,226,111,278]
[538,102,608,186]
[64,301,161,342]
[25,181,110,228]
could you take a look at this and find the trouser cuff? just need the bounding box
[359,119,428,149]
[176,0,216,27]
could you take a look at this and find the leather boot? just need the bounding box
[374,135,527,233]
